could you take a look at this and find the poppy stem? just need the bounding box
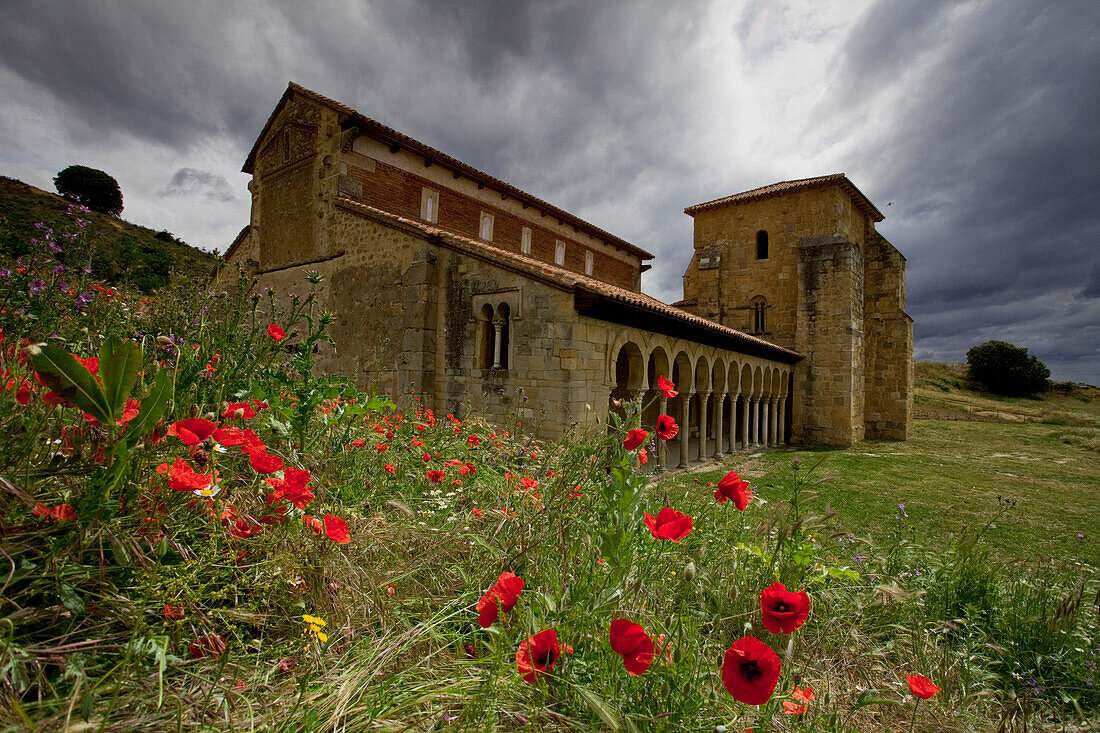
[908,698,920,733]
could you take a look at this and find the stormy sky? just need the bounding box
[1,1,1097,382]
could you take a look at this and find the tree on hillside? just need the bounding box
[966,340,1051,396]
[53,165,123,217]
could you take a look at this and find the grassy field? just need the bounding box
[664,363,1100,569]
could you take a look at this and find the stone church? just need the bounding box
[220,82,912,464]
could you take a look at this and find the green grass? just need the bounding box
[671,368,1100,569]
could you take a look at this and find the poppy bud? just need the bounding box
[204,412,215,421]
[234,408,245,419]
[220,401,229,415]
[659,682,670,698]
[157,336,172,345]
[155,537,169,558]
[189,404,198,418]
[684,561,697,580]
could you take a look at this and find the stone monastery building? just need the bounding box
[222,83,912,465]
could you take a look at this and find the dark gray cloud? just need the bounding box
[159,168,236,202]
[820,0,1100,382]
[0,0,1097,381]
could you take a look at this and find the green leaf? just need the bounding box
[575,686,622,731]
[99,337,141,420]
[853,689,901,709]
[59,583,85,615]
[124,370,172,443]
[27,344,112,424]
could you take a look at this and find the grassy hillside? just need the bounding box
[0,175,217,291]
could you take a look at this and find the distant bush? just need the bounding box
[967,340,1051,396]
[53,164,123,216]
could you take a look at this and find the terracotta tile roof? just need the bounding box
[684,173,884,222]
[335,197,800,361]
[243,82,654,261]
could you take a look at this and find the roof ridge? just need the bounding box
[684,173,884,221]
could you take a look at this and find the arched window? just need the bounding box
[751,296,767,333]
[496,303,510,369]
[478,304,495,369]
[756,230,769,260]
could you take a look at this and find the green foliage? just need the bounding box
[53,165,124,217]
[967,340,1051,396]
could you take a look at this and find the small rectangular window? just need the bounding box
[584,250,594,275]
[420,188,439,223]
[479,212,494,241]
[521,227,532,254]
[555,240,566,266]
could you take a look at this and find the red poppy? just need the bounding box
[644,507,693,542]
[348,439,366,448]
[267,324,286,342]
[168,418,217,446]
[715,471,753,510]
[459,462,476,476]
[303,514,323,534]
[760,582,810,634]
[638,447,648,465]
[721,636,782,705]
[323,513,351,544]
[657,375,678,399]
[156,457,212,492]
[906,674,941,699]
[472,508,483,518]
[476,571,524,628]
[425,469,446,484]
[782,685,814,715]
[221,401,257,419]
[515,629,560,683]
[609,618,655,676]
[519,477,539,490]
[249,450,284,474]
[623,428,648,450]
[189,632,228,659]
[163,603,185,620]
[50,504,77,522]
[266,467,314,509]
[33,503,77,522]
[383,463,396,475]
[656,414,678,440]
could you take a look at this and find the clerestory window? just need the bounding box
[756,230,769,260]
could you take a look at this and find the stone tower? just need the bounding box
[679,175,912,446]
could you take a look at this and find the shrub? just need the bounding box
[966,340,1050,396]
[53,164,124,217]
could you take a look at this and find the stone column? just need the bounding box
[714,394,726,457]
[769,397,778,447]
[697,392,710,463]
[739,395,748,450]
[729,393,739,452]
[678,396,689,469]
[748,397,758,447]
[761,397,770,448]
[491,318,505,369]
[657,396,667,471]
[777,396,787,445]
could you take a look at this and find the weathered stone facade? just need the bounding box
[221,83,911,451]
[681,178,913,444]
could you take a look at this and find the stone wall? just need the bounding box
[863,231,913,440]
[682,187,865,350]
[794,234,865,446]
